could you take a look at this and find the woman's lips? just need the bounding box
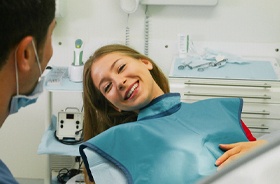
[125,82,139,100]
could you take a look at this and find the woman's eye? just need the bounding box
[118,64,126,73]
[104,83,112,93]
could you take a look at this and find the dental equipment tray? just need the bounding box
[44,66,83,92]
[169,57,280,81]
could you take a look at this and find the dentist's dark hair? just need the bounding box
[83,44,170,141]
[0,0,56,69]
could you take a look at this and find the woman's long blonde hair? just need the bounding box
[83,44,170,141]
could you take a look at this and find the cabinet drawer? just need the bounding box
[169,77,280,88]
[169,78,280,104]
[242,118,280,138]
[178,98,280,119]
[171,87,279,104]
[242,103,280,120]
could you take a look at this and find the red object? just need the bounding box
[241,120,256,141]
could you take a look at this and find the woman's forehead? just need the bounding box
[91,53,120,70]
[95,52,123,64]
[90,53,120,86]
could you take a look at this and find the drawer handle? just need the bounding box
[248,125,269,130]
[248,125,270,133]
[250,130,270,134]
[184,92,271,100]
[184,82,271,88]
[242,111,270,116]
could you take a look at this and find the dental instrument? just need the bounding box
[178,61,192,70]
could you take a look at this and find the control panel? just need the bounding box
[56,108,83,141]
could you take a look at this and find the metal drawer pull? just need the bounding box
[184,92,271,99]
[242,111,270,115]
[247,125,269,130]
[184,82,271,88]
[248,125,270,134]
[251,130,270,134]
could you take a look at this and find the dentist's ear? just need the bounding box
[15,36,34,72]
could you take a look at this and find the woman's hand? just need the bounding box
[215,140,267,169]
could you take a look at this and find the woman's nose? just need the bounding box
[118,79,127,90]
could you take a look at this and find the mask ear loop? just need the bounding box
[14,40,43,96]
[31,40,43,81]
[14,46,20,95]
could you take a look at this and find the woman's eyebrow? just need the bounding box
[98,58,121,89]
[110,58,121,71]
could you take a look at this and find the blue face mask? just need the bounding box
[9,40,44,115]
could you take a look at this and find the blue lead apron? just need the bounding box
[80,93,249,184]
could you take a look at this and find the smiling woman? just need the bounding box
[82,44,170,135]
[90,52,163,112]
[80,44,266,184]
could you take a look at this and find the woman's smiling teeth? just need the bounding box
[125,82,139,100]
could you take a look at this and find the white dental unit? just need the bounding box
[0,0,280,183]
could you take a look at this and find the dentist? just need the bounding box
[0,0,56,183]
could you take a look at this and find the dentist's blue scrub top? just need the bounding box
[80,93,249,184]
[0,160,18,184]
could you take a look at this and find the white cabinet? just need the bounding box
[38,66,83,184]
[169,57,280,138]
[141,0,218,6]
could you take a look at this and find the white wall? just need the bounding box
[0,0,280,180]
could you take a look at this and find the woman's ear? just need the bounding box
[15,36,34,72]
[140,59,153,70]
